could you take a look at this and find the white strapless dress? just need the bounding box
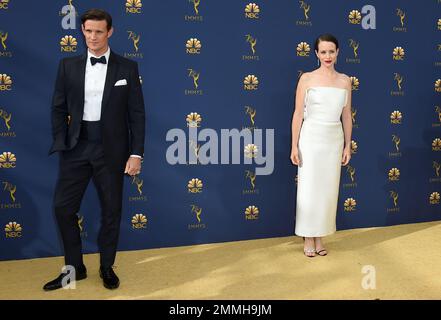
[295,86,348,237]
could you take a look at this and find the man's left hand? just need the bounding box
[125,157,142,176]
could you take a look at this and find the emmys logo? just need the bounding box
[129,175,146,201]
[430,192,440,205]
[244,75,259,90]
[188,178,203,193]
[243,170,259,194]
[0,0,9,10]
[0,74,12,91]
[343,165,357,188]
[389,135,402,157]
[392,47,405,61]
[393,9,407,32]
[296,1,312,26]
[0,108,12,131]
[188,140,201,165]
[245,205,259,220]
[391,73,404,95]
[189,205,206,229]
[296,42,310,57]
[0,151,16,168]
[346,39,360,64]
[435,79,441,93]
[350,140,358,155]
[350,76,359,91]
[77,214,87,238]
[243,106,258,131]
[5,221,22,238]
[185,69,202,95]
[434,106,441,127]
[433,161,441,179]
[388,168,400,181]
[433,138,441,151]
[243,34,259,61]
[2,181,16,202]
[186,112,202,128]
[387,191,400,212]
[348,6,376,29]
[186,38,201,54]
[0,31,12,57]
[351,107,358,128]
[124,31,143,59]
[1,181,20,209]
[244,144,258,158]
[344,198,357,212]
[390,110,402,124]
[126,0,142,14]
[60,35,77,53]
[245,3,260,19]
[131,214,147,229]
[185,0,203,21]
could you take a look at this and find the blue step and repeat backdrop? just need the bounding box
[0,0,440,261]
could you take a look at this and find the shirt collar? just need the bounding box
[87,47,111,63]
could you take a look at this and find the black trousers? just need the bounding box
[53,138,124,269]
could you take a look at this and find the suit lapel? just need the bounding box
[101,51,119,117]
[77,53,87,115]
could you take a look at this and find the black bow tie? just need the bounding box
[90,56,107,66]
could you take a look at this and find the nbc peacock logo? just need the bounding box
[60,35,77,53]
[388,168,400,181]
[186,112,202,128]
[126,0,142,14]
[350,140,358,155]
[131,213,147,229]
[296,42,310,57]
[186,38,201,54]
[392,47,405,61]
[429,192,440,205]
[432,138,441,151]
[348,10,362,24]
[245,3,260,19]
[435,79,441,93]
[350,76,359,91]
[0,0,9,10]
[0,151,16,168]
[5,221,22,238]
[188,178,203,193]
[0,74,12,91]
[244,75,259,90]
[244,144,258,158]
[438,18,441,31]
[390,110,403,124]
[245,205,259,220]
[344,198,357,212]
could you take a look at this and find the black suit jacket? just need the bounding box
[49,51,145,171]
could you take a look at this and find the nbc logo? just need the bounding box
[390,110,402,124]
[350,76,359,91]
[0,151,16,168]
[186,112,202,128]
[0,0,9,10]
[244,75,259,90]
[435,79,441,92]
[60,35,77,53]
[126,0,142,14]
[244,144,258,158]
[429,192,440,205]
[348,10,362,24]
[245,3,260,19]
[186,38,201,54]
[131,214,147,229]
[388,168,400,181]
[296,42,310,57]
[5,221,22,238]
[245,205,259,220]
[350,140,358,155]
[344,198,357,212]
[438,18,441,31]
[0,74,12,91]
[392,47,405,61]
[433,138,441,151]
[188,178,203,193]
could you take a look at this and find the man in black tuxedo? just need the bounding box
[43,9,145,291]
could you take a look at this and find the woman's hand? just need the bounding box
[341,146,351,166]
[291,147,301,166]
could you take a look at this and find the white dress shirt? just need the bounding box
[83,47,141,159]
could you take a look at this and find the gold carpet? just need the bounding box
[1,221,440,300]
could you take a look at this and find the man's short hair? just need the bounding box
[80,9,112,30]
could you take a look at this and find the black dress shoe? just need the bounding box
[43,265,87,291]
[99,266,120,289]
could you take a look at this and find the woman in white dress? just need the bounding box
[290,34,353,257]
